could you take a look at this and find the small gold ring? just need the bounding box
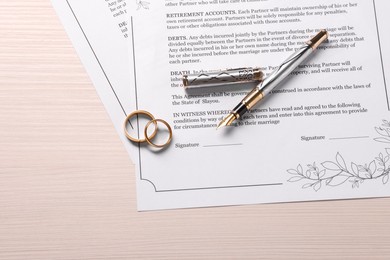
[144,119,173,148]
[124,110,157,143]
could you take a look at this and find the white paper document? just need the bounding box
[129,0,390,210]
[51,0,145,161]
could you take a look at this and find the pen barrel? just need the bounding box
[183,67,263,89]
[259,44,312,96]
[231,87,264,119]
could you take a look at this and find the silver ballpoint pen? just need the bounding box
[217,29,328,129]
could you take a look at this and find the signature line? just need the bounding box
[203,143,243,148]
[329,136,370,140]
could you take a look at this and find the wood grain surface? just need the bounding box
[1,1,390,259]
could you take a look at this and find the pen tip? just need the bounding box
[216,113,237,129]
[216,122,224,130]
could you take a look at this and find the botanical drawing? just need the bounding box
[136,0,150,10]
[287,120,390,191]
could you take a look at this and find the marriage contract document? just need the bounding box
[129,0,390,211]
[51,0,147,161]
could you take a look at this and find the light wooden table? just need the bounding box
[1,1,390,259]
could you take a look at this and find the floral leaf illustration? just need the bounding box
[368,160,377,175]
[288,120,390,191]
[383,174,389,184]
[305,169,312,179]
[374,137,390,143]
[297,164,303,175]
[372,168,383,178]
[313,181,322,192]
[287,169,300,175]
[351,179,359,188]
[351,162,359,176]
[321,161,342,171]
[288,176,304,182]
[375,127,388,136]
[383,120,390,127]
[357,165,370,179]
[326,173,351,186]
[336,152,347,170]
[376,153,384,164]
[319,169,326,179]
[384,155,390,163]
[302,183,313,189]
[136,0,150,10]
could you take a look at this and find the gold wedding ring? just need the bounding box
[124,110,173,149]
[123,110,157,143]
[144,119,173,148]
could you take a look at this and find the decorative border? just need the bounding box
[67,0,389,194]
[132,0,388,192]
[374,119,390,143]
[287,120,390,191]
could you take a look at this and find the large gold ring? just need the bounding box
[124,110,157,143]
[144,119,173,148]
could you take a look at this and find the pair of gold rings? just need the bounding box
[123,110,172,148]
